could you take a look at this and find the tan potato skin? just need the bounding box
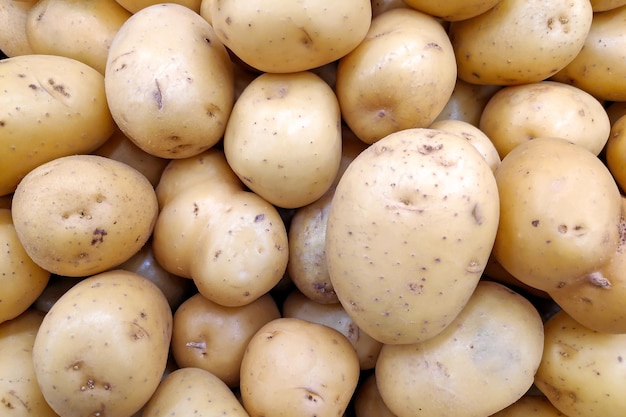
[336,8,457,144]
[449,0,593,85]
[490,395,567,416]
[551,6,626,101]
[493,137,622,292]
[479,81,610,159]
[590,0,626,11]
[535,310,626,417]
[32,270,173,417]
[605,114,626,193]
[0,209,50,324]
[105,3,234,159]
[0,54,115,196]
[376,281,544,417]
[0,309,60,417]
[353,373,397,417]
[0,0,37,57]
[142,367,249,417]
[171,292,280,387]
[326,128,500,345]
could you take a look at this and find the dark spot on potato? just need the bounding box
[225,16,232,25]
[28,84,37,90]
[47,78,70,97]
[214,250,221,260]
[313,281,335,295]
[153,79,163,109]
[254,213,265,222]
[418,143,443,155]
[618,356,623,363]
[91,228,107,246]
[206,103,220,118]
[299,28,313,46]
[588,271,611,288]
[532,219,540,227]
[0,120,4,127]
[204,37,211,44]
[558,224,568,233]
[471,204,483,225]
[426,42,442,50]
[193,202,199,216]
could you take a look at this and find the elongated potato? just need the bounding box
[326,128,500,345]
[0,54,115,196]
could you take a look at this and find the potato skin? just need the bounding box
[325,128,500,345]
[11,154,158,277]
[0,54,115,196]
[32,270,173,417]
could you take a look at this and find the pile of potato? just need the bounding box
[2,0,626,416]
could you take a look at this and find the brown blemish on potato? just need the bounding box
[532,219,540,227]
[471,203,483,225]
[129,321,150,340]
[254,213,265,222]
[47,78,70,97]
[418,143,443,155]
[153,79,163,109]
[588,271,611,288]
[425,42,442,51]
[91,228,107,246]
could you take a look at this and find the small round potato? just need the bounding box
[376,281,544,417]
[142,367,249,417]
[240,317,360,417]
[33,270,173,417]
[11,154,158,277]
[209,0,371,73]
[336,8,457,144]
[326,128,500,345]
[493,137,622,292]
[449,0,593,85]
[105,3,234,159]
[479,81,610,158]
[224,71,342,209]
[534,309,626,417]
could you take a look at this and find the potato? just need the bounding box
[153,149,288,307]
[105,3,234,159]
[33,270,173,417]
[606,101,626,126]
[403,0,501,21]
[449,0,593,85]
[490,395,567,417]
[590,0,626,11]
[240,317,360,417]
[115,0,202,14]
[376,281,544,417]
[353,373,397,417]
[336,8,457,144]
[479,81,610,159]
[605,114,626,193]
[551,6,626,101]
[0,309,59,417]
[171,292,280,387]
[25,0,131,74]
[432,78,501,127]
[0,0,37,57]
[546,196,626,334]
[0,209,50,324]
[223,71,342,208]
[282,289,383,370]
[493,137,622,293]
[11,154,158,277]
[325,128,500,345]
[142,367,249,417]
[209,0,371,73]
[371,0,410,18]
[0,54,115,196]
[429,119,501,173]
[534,309,626,417]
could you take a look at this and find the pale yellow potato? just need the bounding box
[336,8,457,144]
[171,292,280,387]
[105,3,234,159]
[0,209,50,324]
[429,119,501,173]
[326,128,500,345]
[376,281,544,417]
[153,149,288,307]
[480,81,610,158]
[240,317,360,417]
[535,309,626,417]
[490,395,567,416]
[590,0,626,11]
[26,0,131,74]
[605,114,626,192]
[209,0,371,73]
[0,309,60,417]
[433,78,501,127]
[551,6,626,101]
[0,54,115,196]
[0,0,37,56]
[353,373,397,417]
[449,0,592,85]
[33,270,173,417]
[403,0,501,21]
[142,367,249,417]
[282,289,383,370]
[224,71,342,208]
[11,154,158,277]
[493,137,622,292]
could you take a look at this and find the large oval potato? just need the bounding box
[376,281,544,417]
[336,8,457,144]
[449,0,592,85]
[33,270,173,417]
[0,54,115,196]
[11,154,158,277]
[105,3,234,159]
[326,128,500,345]
[209,0,371,73]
